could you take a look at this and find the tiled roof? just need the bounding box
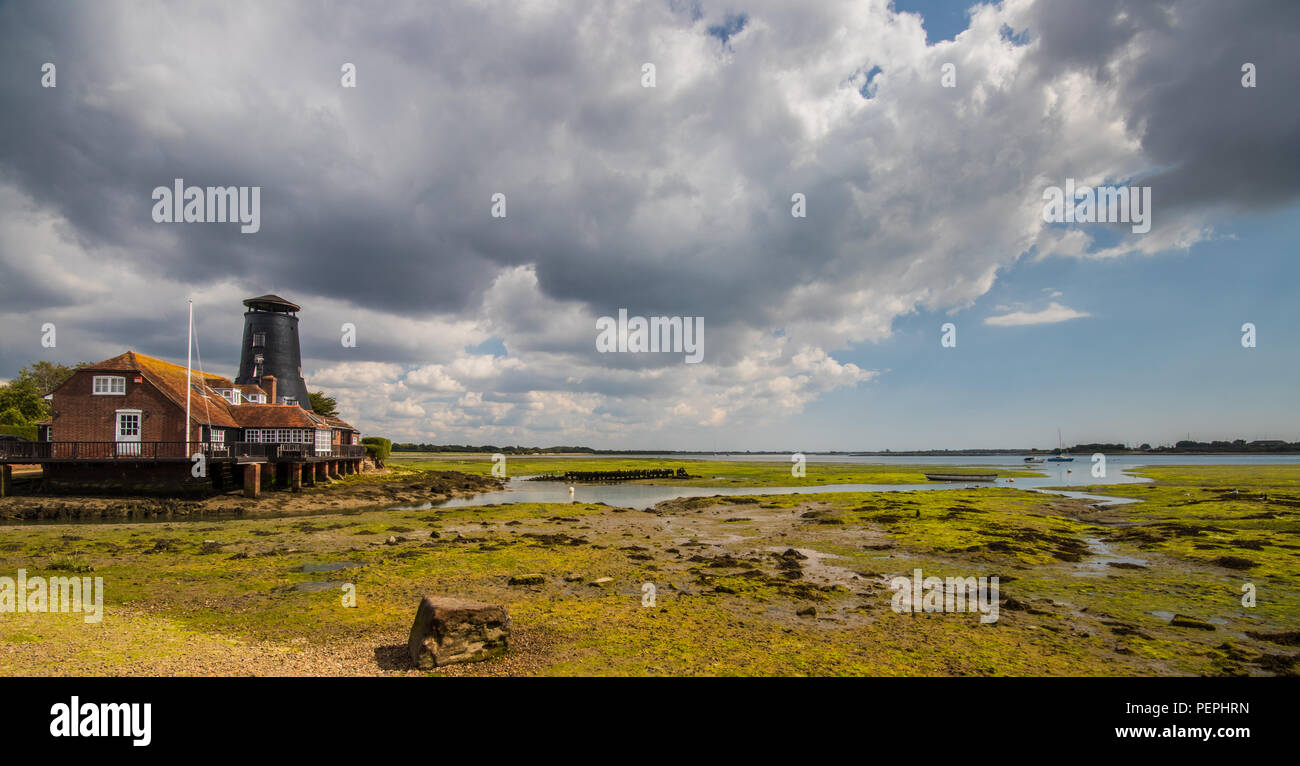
[86,351,241,428]
[233,404,327,429]
[323,415,359,432]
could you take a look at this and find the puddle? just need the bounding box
[291,581,347,593]
[1148,610,1230,626]
[763,546,862,588]
[671,532,749,548]
[1073,536,1149,576]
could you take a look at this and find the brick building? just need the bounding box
[0,295,364,496]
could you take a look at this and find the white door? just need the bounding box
[115,411,141,456]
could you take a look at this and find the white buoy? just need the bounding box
[568,486,575,497]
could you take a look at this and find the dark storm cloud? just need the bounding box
[1026,0,1300,213]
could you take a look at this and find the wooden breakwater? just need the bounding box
[529,468,693,483]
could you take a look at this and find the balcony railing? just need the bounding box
[0,441,367,462]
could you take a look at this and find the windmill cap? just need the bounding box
[243,294,300,312]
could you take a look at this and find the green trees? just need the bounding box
[0,361,83,431]
[308,391,339,417]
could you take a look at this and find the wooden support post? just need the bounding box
[292,463,303,492]
[243,463,261,499]
[0,465,12,498]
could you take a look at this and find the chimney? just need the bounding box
[263,375,277,405]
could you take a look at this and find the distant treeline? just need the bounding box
[392,444,600,454]
[1143,440,1300,453]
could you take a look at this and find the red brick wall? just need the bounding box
[48,369,187,443]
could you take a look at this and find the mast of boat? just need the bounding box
[185,299,193,453]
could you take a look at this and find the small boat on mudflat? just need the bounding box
[924,472,997,482]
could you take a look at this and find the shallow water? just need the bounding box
[414,463,1152,511]
[596,453,1300,467]
[9,456,1290,525]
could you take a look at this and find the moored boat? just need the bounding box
[1048,428,1074,461]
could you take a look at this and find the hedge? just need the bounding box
[360,436,391,462]
[0,424,38,441]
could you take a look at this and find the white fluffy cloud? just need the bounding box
[985,301,1090,326]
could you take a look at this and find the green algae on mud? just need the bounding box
[1050,464,1300,579]
[0,465,1295,676]
[388,453,1043,487]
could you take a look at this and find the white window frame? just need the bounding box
[210,429,225,446]
[314,429,332,455]
[93,375,126,395]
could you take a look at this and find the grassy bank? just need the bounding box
[0,463,1295,676]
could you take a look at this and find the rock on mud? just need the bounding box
[407,596,511,669]
[1170,614,1216,631]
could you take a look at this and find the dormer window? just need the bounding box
[220,389,240,405]
[93,375,126,395]
[244,393,266,404]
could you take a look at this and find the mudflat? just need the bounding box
[0,463,1296,676]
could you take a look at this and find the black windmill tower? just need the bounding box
[234,294,314,411]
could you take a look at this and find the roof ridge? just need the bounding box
[127,350,230,382]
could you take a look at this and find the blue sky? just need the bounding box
[771,204,1300,451]
[892,0,976,43]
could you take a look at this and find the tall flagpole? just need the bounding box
[186,300,193,453]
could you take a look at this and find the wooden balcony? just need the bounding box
[0,441,366,464]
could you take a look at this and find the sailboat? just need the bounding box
[1047,428,1073,462]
